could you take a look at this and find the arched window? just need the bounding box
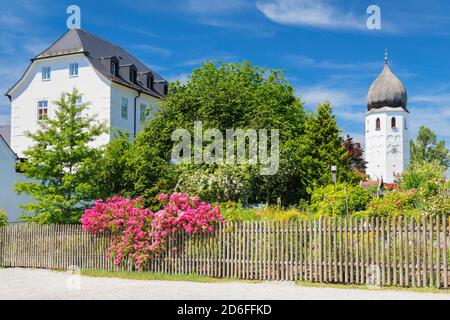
[376,118,381,130]
[391,117,396,128]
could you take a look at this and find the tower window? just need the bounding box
[405,118,407,130]
[391,117,396,128]
[375,118,381,130]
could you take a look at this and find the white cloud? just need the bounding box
[300,85,361,108]
[186,0,249,14]
[288,54,380,71]
[178,53,237,67]
[257,0,364,30]
[409,91,450,140]
[130,44,171,57]
[166,73,191,84]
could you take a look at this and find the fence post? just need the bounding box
[443,215,448,289]
[0,226,4,267]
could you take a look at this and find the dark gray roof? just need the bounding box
[7,29,167,98]
[0,125,11,146]
[367,62,407,111]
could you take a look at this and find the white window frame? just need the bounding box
[37,99,49,121]
[140,103,148,122]
[69,63,79,77]
[42,67,51,81]
[121,97,128,119]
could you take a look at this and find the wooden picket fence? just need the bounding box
[0,216,449,289]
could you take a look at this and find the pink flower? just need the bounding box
[81,193,223,270]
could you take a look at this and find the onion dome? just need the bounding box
[367,52,407,111]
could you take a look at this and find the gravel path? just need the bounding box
[1,268,449,300]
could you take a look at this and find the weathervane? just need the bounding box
[384,49,388,64]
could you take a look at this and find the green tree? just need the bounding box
[125,61,308,206]
[16,89,106,224]
[89,131,132,200]
[410,126,449,168]
[402,160,446,198]
[303,102,352,189]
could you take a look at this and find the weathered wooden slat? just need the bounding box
[443,215,448,289]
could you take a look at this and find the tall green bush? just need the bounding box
[309,183,371,217]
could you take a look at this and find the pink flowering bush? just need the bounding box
[82,193,223,269]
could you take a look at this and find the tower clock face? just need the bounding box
[387,144,401,159]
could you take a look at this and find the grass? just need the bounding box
[295,281,450,294]
[79,269,261,284]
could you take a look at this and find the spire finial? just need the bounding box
[384,48,388,64]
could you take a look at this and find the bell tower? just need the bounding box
[365,52,410,183]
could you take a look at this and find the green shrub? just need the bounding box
[219,202,306,222]
[0,210,7,226]
[402,161,446,198]
[309,183,371,217]
[365,190,418,218]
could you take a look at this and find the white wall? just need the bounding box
[0,139,31,222]
[110,83,160,139]
[9,54,111,157]
[365,108,410,183]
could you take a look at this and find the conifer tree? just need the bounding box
[303,102,350,188]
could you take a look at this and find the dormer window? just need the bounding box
[147,73,154,90]
[110,61,118,76]
[130,68,137,84]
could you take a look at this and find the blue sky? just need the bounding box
[1,0,450,147]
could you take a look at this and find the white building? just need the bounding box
[365,56,410,183]
[1,29,168,221]
[5,28,168,157]
[0,134,31,222]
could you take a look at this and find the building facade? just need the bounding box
[365,56,410,183]
[5,28,168,157]
[1,29,168,221]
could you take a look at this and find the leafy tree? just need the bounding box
[402,160,446,198]
[89,131,132,200]
[125,61,308,206]
[410,126,449,168]
[343,134,367,173]
[16,89,106,224]
[303,102,352,189]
